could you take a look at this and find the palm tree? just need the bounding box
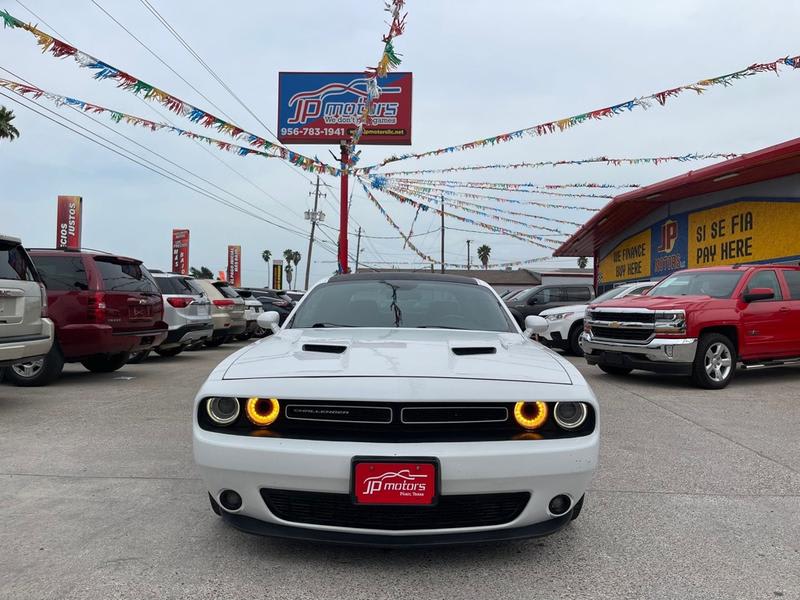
[190,266,214,279]
[291,250,301,289]
[283,249,295,288]
[477,244,491,269]
[0,107,20,142]
[261,250,272,286]
[577,256,588,269]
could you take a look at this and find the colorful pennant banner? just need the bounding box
[0,77,289,161]
[359,55,800,171]
[379,177,614,199]
[343,0,407,165]
[0,9,339,176]
[366,153,741,176]
[386,178,640,189]
[360,183,552,268]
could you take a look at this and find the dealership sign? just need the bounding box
[56,195,82,249]
[227,245,242,287]
[171,229,190,275]
[277,72,412,145]
[272,260,283,290]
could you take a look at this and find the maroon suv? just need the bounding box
[4,249,167,386]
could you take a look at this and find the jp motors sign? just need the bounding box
[277,72,412,145]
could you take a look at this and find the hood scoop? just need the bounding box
[302,343,348,354]
[451,346,497,356]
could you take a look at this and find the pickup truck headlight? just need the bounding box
[655,310,686,334]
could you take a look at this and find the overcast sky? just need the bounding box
[2,0,800,287]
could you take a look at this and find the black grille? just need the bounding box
[261,489,530,530]
[591,311,654,323]
[401,406,508,424]
[591,326,653,341]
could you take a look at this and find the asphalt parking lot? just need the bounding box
[1,342,799,600]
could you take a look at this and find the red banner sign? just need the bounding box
[227,245,242,287]
[56,196,82,249]
[171,229,190,274]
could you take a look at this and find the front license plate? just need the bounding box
[352,458,438,506]
[604,351,624,366]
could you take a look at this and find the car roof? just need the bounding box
[0,233,22,244]
[328,272,480,285]
[26,247,141,262]
[671,264,800,274]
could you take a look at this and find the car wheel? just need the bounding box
[570,494,585,521]
[598,365,633,376]
[154,347,183,358]
[568,322,584,357]
[5,344,65,387]
[127,349,150,364]
[81,352,129,373]
[204,336,227,348]
[253,327,268,339]
[691,333,736,389]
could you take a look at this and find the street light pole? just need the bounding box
[304,176,325,290]
[440,195,445,274]
[466,239,472,270]
[339,143,349,274]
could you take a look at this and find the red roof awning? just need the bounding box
[554,137,800,257]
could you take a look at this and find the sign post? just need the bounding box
[56,195,82,249]
[339,144,349,273]
[171,229,190,274]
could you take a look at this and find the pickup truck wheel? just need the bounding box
[6,344,64,387]
[598,365,633,376]
[568,323,584,357]
[81,352,129,373]
[691,333,736,389]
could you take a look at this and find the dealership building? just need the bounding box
[554,137,800,291]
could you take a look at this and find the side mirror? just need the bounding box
[743,287,775,303]
[257,310,281,334]
[523,315,548,336]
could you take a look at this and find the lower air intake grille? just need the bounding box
[261,489,530,530]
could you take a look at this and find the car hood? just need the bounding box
[590,295,713,311]
[222,328,572,384]
[539,304,588,316]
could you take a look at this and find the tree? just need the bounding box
[283,249,295,288]
[291,250,301,289]
[477,244,491,269]
[577,256,588,269]
[261,250,272,286]
[190,266,214,279]
[0,107,20,142]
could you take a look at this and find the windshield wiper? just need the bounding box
[310,322,354,328]
[416,325,468,330]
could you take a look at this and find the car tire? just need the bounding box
[81,352,129,373]
[5,344,65,387]
[236,333,252,341]
[126,349,150,364]
[691,333,736,389]
[598,365,633,376]
[204,336,227,348]
[253,327,268,339]
[154,347,183,358]
[568,323,584,357]
[570,494,585,521]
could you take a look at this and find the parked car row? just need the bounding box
[0,237,304,387]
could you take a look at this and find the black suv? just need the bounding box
[505,283,595,324]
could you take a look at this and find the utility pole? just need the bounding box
[440,195,445,274]
[355,226,362,273]
[339,143,349,274]
[304,176,325,290]
[466,240,472,270]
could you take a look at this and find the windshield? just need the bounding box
[289,279,515,331]
[593,285,636,304]
[649,271,744,299]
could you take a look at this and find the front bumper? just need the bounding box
[194,430,598,544]
[581,332,697,374]
[0,319,54,366]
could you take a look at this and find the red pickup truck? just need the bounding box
[580,265,800,389]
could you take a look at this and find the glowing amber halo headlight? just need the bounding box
[513,401,548,430]
[245,397,280,426]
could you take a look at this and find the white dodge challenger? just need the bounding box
[193,273,599,546]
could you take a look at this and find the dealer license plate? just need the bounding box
[351,459,438,505]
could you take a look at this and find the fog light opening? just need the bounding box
[219,489,242,511]
[664,345,675,358]
[548,494,572,517]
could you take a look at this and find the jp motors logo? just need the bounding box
[657,219,678,253]
[287,78,401,125]
[361,469,428,496]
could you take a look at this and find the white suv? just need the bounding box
[0,235,54,369]
[539,280,655,356]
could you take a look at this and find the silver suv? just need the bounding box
[143,272,214,358]
[0,235,54,369]
[190,279,246,347]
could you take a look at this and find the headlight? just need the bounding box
[655,310,686,334]
[545,312,571,321]
[553,402,588,430]
[513,401,548,430]
[206,397,240,425]
[245,397,281,426]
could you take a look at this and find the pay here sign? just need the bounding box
[277,72,412,145]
